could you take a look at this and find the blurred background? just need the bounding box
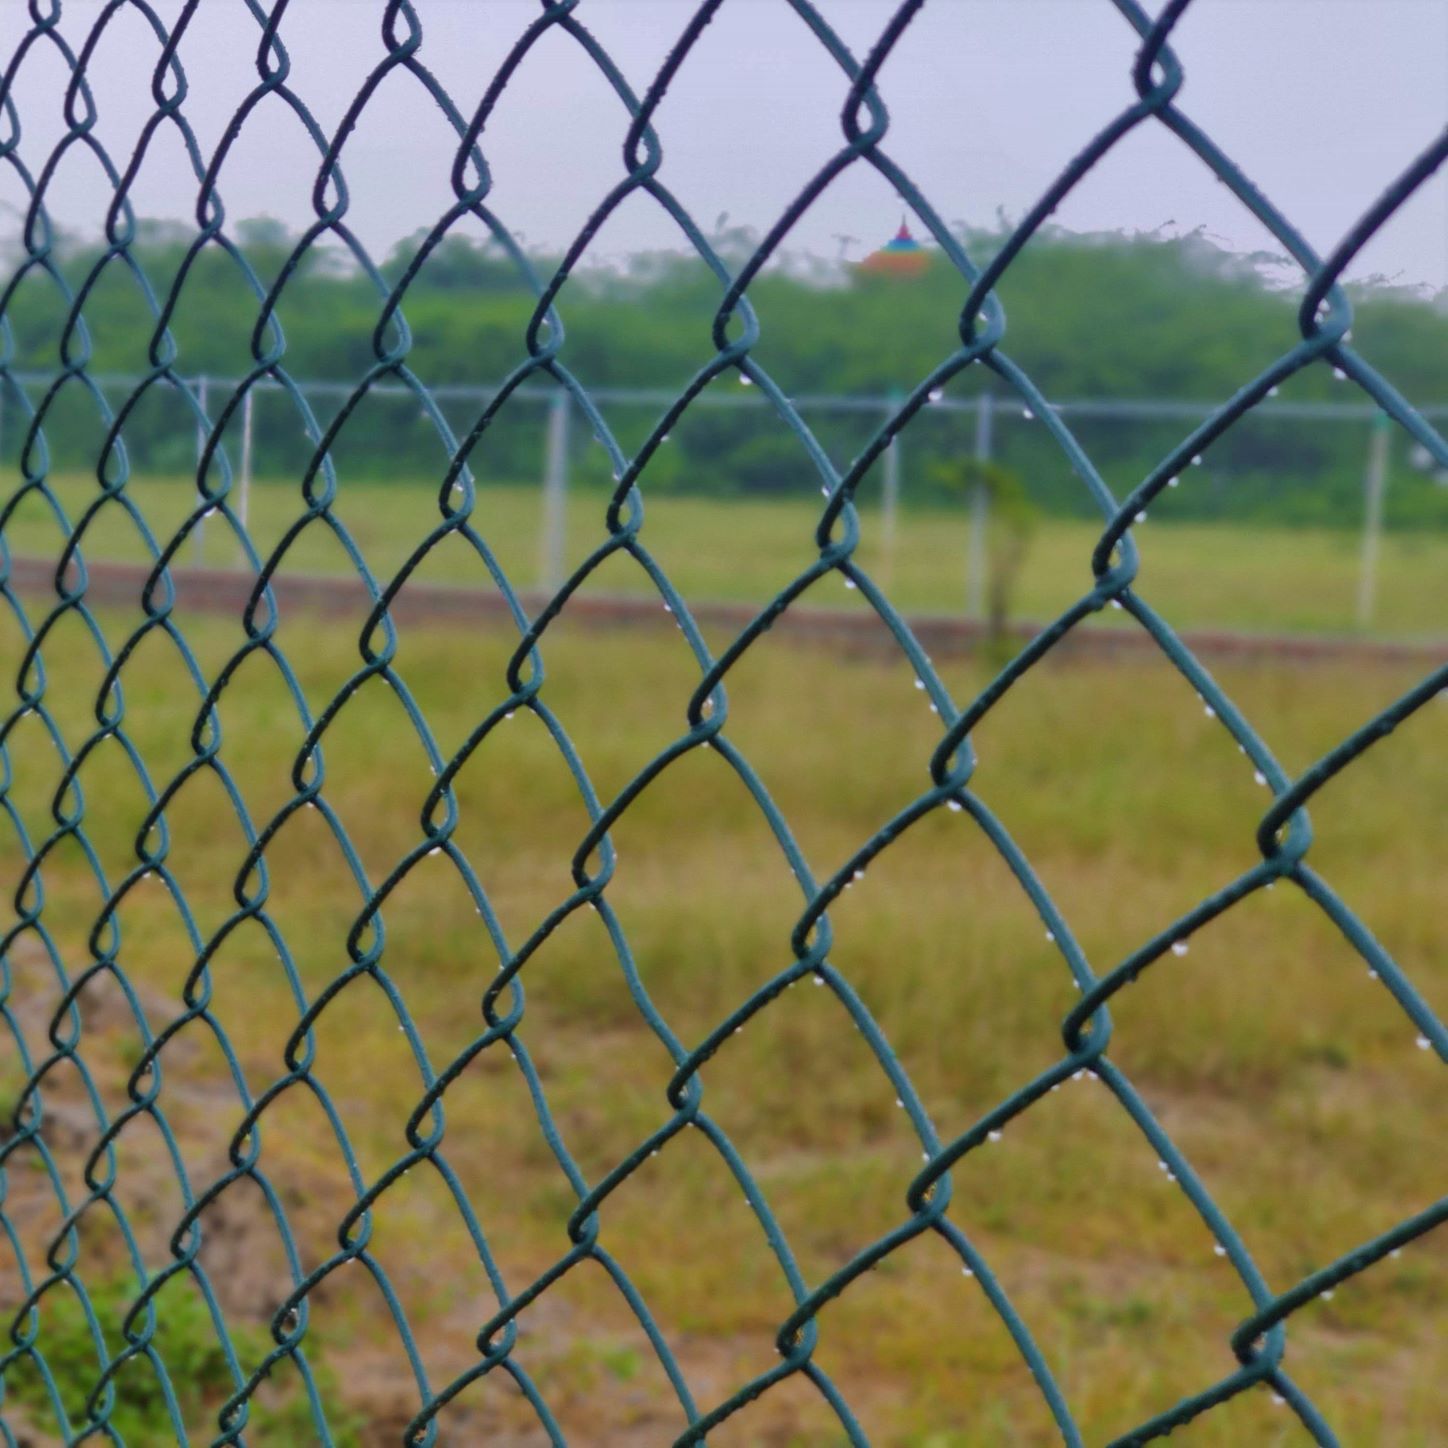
[0,2,1444,1445]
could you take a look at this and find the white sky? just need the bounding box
[3,0,1446,288]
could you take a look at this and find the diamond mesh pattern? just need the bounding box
[0,2,1443,1445]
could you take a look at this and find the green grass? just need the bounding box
[0,1274,359,1447]
[6,473,1447,640]
[0,594,1441,1444]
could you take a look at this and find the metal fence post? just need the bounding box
[881,392,901,589]
[1356,411,1390,631]
[194,373,209,565]
[237,385,255,562]
[540,391,570,592]
[966,389,993,620]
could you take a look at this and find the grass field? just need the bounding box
[0,594,1442,1444]
[5,473,1447,641]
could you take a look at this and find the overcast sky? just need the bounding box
[4,0,1446,288]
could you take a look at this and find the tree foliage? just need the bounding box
[4,220,1444,528]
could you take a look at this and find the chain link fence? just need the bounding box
[0,1,1444,1444]
[7,369,1446,626]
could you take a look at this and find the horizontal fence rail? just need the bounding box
[10,368,1448,419]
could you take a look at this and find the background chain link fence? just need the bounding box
[0,1,1444,1444]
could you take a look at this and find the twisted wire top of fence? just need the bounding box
[0,1,1444,1445]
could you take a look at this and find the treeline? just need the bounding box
[3,218,1445,528]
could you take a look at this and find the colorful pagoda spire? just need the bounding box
[856,216,930,276]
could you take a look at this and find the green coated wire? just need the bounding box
[0,2,1442,1445]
